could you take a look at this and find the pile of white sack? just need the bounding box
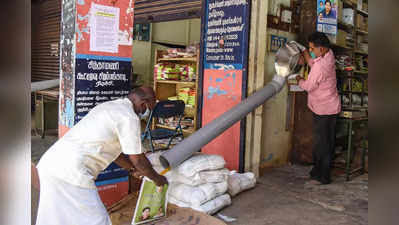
[146,151,257,215]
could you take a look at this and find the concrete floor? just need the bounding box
[218,166,368,225]
[31,134,368,225]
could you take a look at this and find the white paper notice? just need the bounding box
[90,3,120,53]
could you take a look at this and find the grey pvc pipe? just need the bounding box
[31,79,59,92]
[159,74,286,169]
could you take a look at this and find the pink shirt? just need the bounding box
[299,50,341,115]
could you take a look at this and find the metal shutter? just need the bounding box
[134,0,202,24]
[32,0,61,82]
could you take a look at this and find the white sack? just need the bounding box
[227,172,256,196]
[169,194,231,215]
[145,150,165,167]
[177,153,226,178]
[166,169,229,186]
[169,181,228,207]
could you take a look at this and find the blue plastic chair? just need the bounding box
[142,100,186,152]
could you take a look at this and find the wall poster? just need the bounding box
[316,0,338,35]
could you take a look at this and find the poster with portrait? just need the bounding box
[316,0,338,35]
[132,177,169,225]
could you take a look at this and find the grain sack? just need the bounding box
[227,171,256,196]
[169,194,231,215]
[166,169,229,186]
[145,151,165,167]
[169,181,228,207]
[177,154,226,178]
[193,194,231,215]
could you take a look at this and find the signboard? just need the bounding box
[59,0,134,137]
[316,0,338,35]
[74,56,131,122]
[201,0,250,171]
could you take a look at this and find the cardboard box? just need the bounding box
[336,29,348,47]
[96,176,129,207]
[96,162,129,181]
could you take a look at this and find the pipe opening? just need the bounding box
[159,155,170,169]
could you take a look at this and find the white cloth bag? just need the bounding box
[227,171,257,196]
[176,153,226,178]
[169,194,231,215]
[169,181,228,207]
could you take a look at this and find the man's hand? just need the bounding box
[128,153,169,187]
[153,175,168,187]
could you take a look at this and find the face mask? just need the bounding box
[310,51,316,59]
[139,107,150,120]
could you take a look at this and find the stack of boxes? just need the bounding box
[95,162,130,207]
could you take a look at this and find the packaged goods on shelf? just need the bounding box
[355,55,368,70]
[153,136,183,146]
[358,43,368,53]
[155,63,196,81]
[336,54,353,70]
[180,64,196,81]
[157,116,194,130]
[154,63,181,80]
[341,94,350,106]
[346,32,355,48]
[352,94,362,106]
[178,88,190,104]
[343,8,354,25]
[352,80,363,92]
[188,89,196,106]
[163,45,199,58]
[338,0,343,21]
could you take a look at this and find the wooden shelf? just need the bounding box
[355,50,368,55]
[338,21,354,31]
[154,49,199,134]
[331,44,353,50]
[342,0,356,8]
[158,57,197,62]
[354,70,368,75]
[357,9,368,17]
[339,90,367,94]
[155,124,195,134]
[156,80,196,85]
[356,29,368,35]
[342,106,368,111]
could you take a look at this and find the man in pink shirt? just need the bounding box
[296,32,341,185]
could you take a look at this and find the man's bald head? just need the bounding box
[129,86,155,101]
[128,86,156,114]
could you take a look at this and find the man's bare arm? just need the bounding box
[128,153,168,186]
[113,154,134,171]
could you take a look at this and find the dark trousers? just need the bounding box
[310,112,337,184]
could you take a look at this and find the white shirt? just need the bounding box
[37,98,143,189]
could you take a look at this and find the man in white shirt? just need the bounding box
[35,86,168,225]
